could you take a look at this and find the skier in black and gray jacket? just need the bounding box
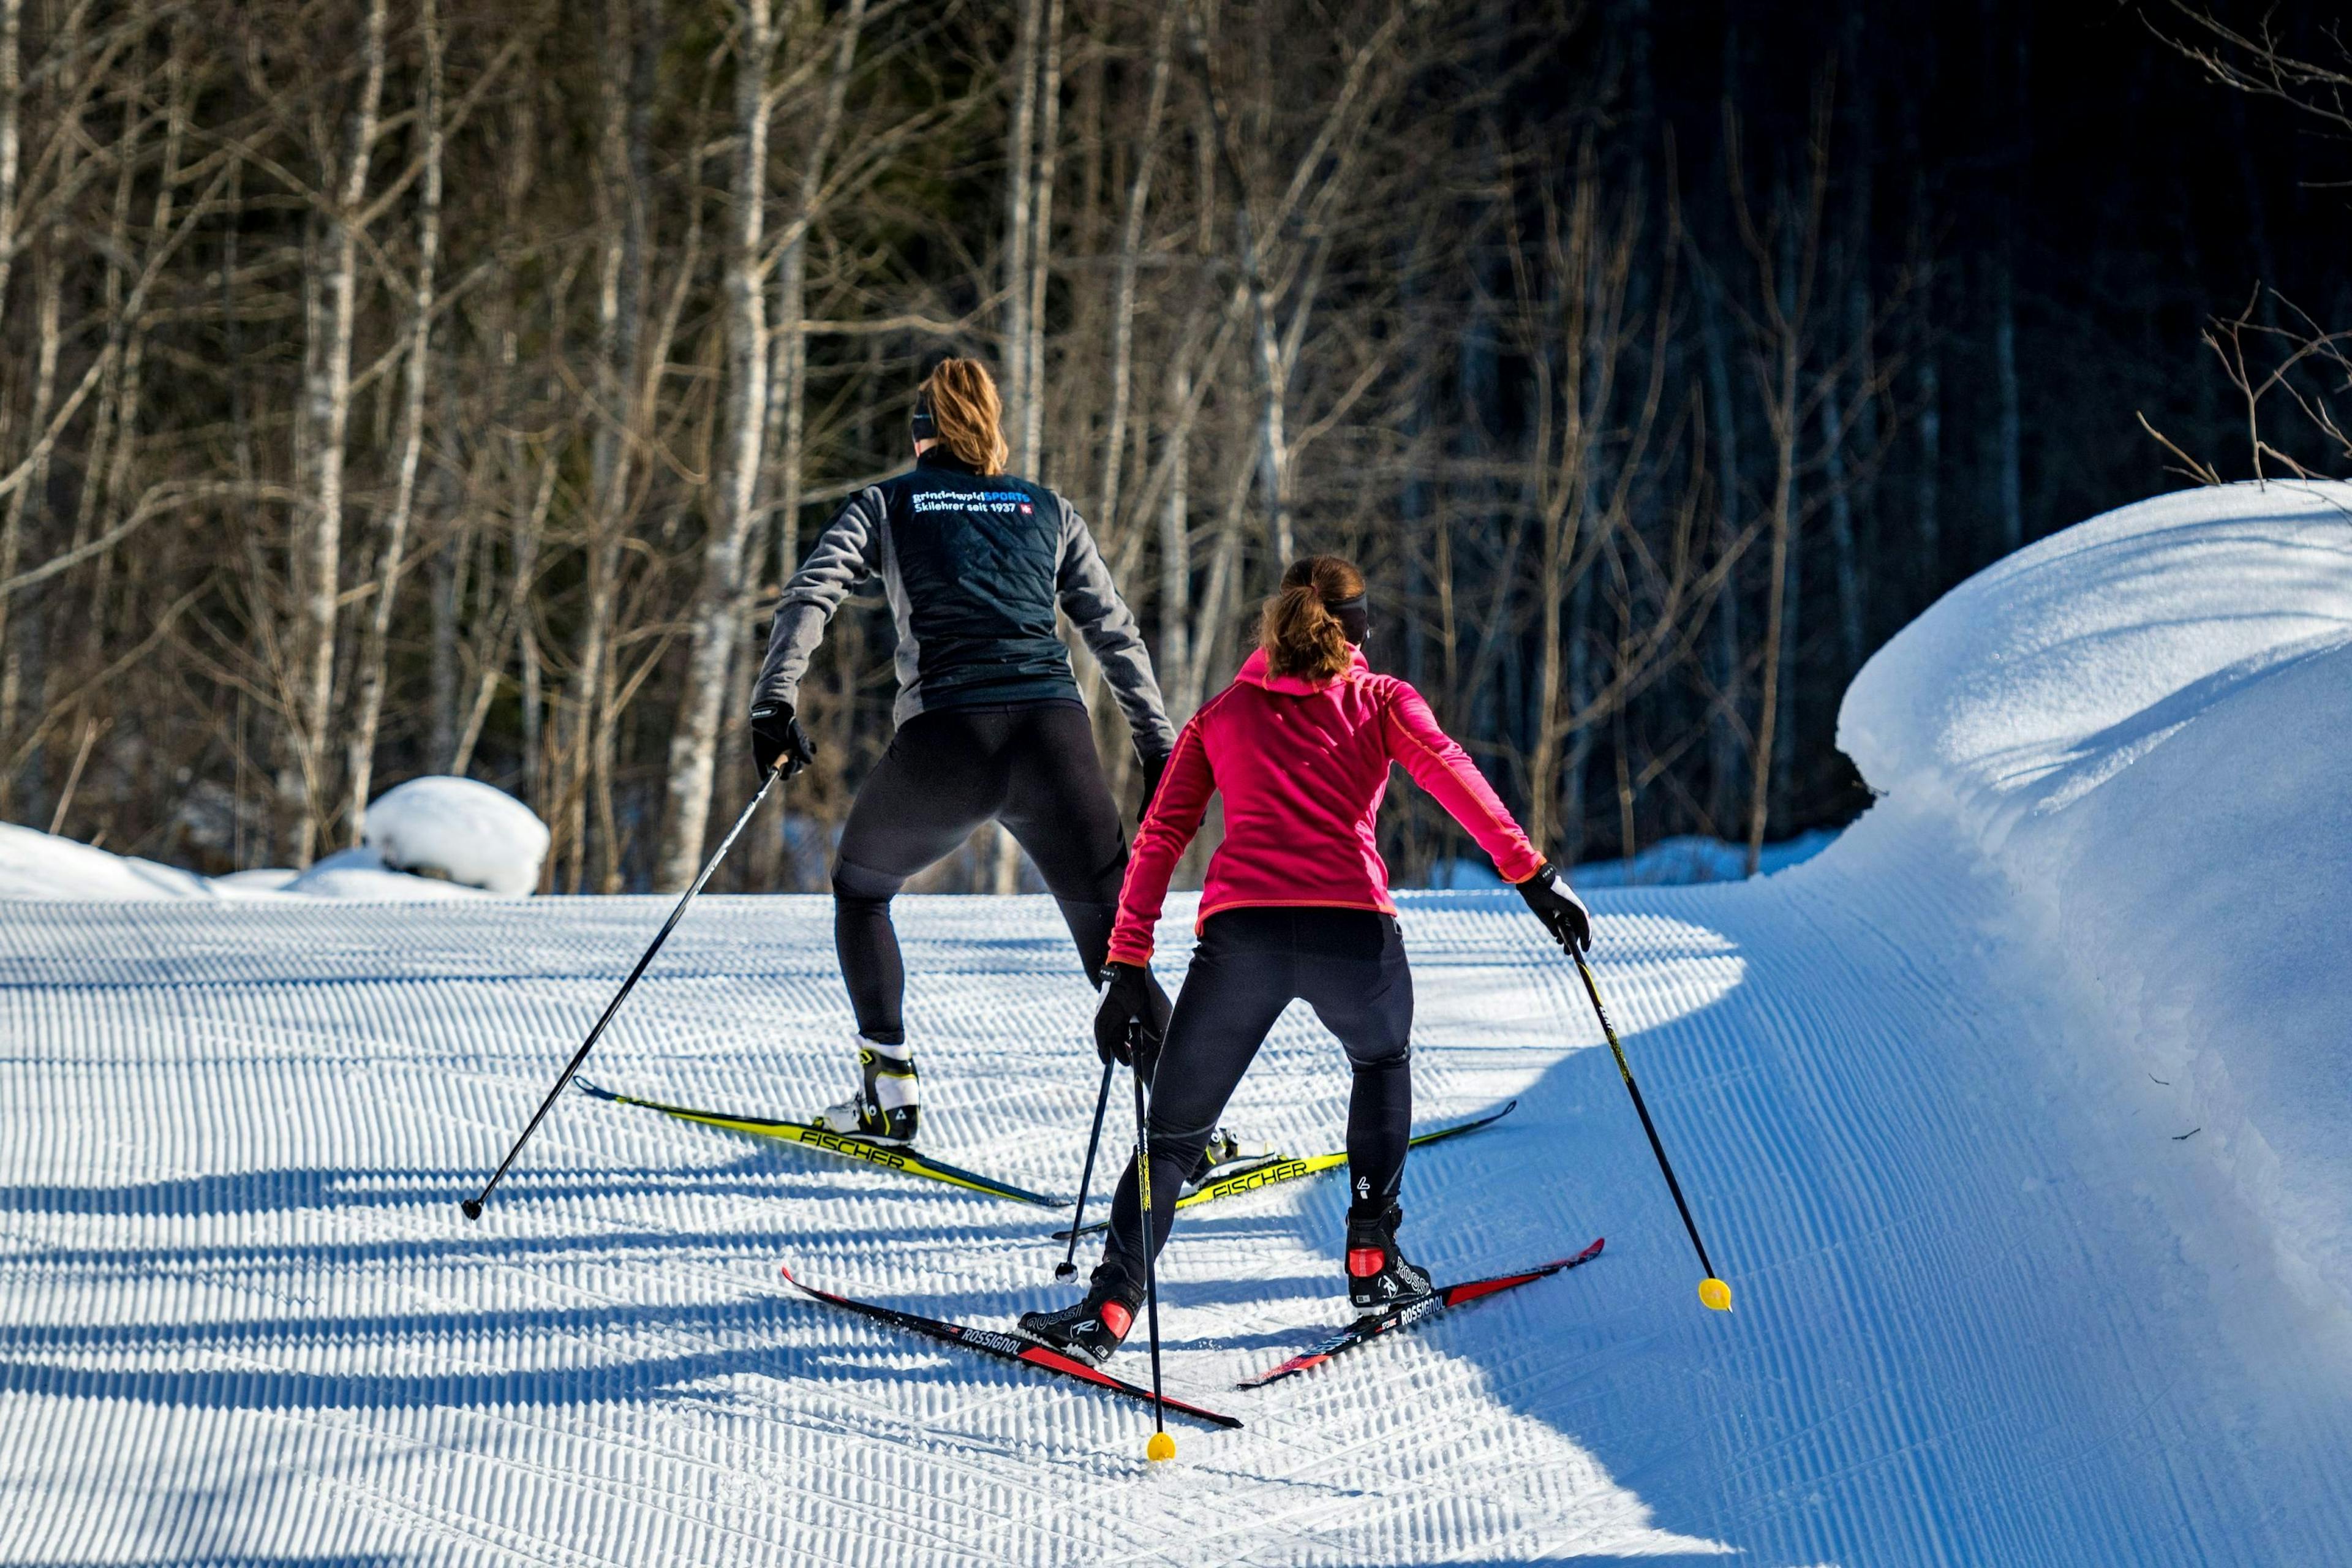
[749,356,1180,1145]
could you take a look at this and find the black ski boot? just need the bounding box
[1182,1126,1269,1193]
[1014,1276,1143,1367]
[810,1038,919,1146]
[1344,1202,1433,1311]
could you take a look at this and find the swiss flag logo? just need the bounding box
[1019,502,1033,514]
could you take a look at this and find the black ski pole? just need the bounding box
[462,765,787,1221]
[1055,1058,1116,1279]
[1569,946,1732,1312]
[1134,1066,1175,1461]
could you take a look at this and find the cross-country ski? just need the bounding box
[576,1079,1064,1207]
[1052,1099,1517,1242]
[778,1264,1242,1430]
[1240,1238,1607,1389]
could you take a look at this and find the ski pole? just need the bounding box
[463,765,786,1221]
[1055,1058,1116,1279]
[1569,946,1732,1312]
[1134,1066,1175,1461]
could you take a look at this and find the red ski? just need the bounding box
[780,1264,1242,1430]
[1238,1237,1605,1389]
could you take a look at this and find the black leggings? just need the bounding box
[831,700,1128,1044]
[1098,907,1415,1295]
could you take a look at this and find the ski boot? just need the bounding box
[809,1037,919,1146]
[1181,1126,1270,1194]
[1344,1201,1434,1311]
[1014,1276,1143,1367]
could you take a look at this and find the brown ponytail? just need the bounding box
[1259,555,1366,681]
[918,358,1011,475]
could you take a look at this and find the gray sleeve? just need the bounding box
[1054,496,1177,756]
[752,489,883,710]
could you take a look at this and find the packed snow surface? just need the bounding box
[4,483,2350,1563]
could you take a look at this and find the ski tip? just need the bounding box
[1578,1235,1605,1262]
[574,1079,619,1102]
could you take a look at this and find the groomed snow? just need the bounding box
[2,483,2348,1564]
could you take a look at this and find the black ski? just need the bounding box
[780,1264,1243,1430]
[581,1080,1063,1208]
[1054,1099,1517,1242]
[1238,1237,1605,1389]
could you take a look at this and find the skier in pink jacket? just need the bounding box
[1018,555,1593,1365]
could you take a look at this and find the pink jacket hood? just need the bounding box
[1107,647,1545,965]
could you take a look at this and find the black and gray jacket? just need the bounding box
[753,449,1177,756]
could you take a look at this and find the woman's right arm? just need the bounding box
[751,489,884,710]
[1105,716,1216,967]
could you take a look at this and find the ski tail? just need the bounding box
[1238,1237,1605,1390]
[779,1265,1242,1431]
[583,1080,1065,1208]
[1052,1099,1520,1242]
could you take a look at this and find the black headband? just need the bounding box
[910,390,937,442]
[1329,592,1371,646]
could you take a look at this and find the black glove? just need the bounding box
[748,700,816,780]
[1137,749,1170,821]
[1093,961,1173,1068]
[1516,861,1592,954]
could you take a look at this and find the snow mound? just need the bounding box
[360,776,548,896]
[0,821,217,900]
[279,844,497,900]
[1841,479,2352,1315]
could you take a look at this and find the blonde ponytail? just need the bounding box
[917,358,1011,475]
[1259,555,1366,680]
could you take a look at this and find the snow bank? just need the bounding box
[1840,480,2352,1314]
[0,821,218,900]
[360,775,548,896]
[1,776,546,900]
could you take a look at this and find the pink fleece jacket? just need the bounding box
[1106,647,1545,965]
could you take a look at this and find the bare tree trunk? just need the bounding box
[750,0,868,890]
[571,0,655,887]
[656,0,772,891]
[1098,2,1177,543]
[1992,251,2022,556]
[1159,356,1192,718]
[1016,0,1063,477]
[0,0,19,315]
[1000,0,1041,418]
[287,0,390,865]
[347,0,443,837]
[1822,358,1862,677]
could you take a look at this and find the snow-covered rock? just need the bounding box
[0,821,219,900]
[1841,478,2352,1317]
[360,775,548,896]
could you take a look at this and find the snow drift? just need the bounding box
[0,775,546,900]
[1841,480,2352,1319]
[360,775,549,896]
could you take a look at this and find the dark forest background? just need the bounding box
[1,0,2343,894]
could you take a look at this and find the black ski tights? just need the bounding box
[830,700,1128,1044]
[1097,907,1414,1295]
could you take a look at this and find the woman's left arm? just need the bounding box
[1052,497,1178,760]
[1378,679,1547,883]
